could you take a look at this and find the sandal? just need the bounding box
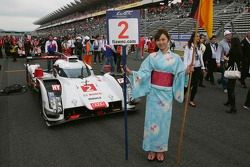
[189,101,196,107]
[147,152,156,161]
[156,152,165,162]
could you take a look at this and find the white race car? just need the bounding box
[25,55,136,126]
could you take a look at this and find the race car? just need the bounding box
[25,55,137,126]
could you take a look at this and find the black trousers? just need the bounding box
[12,52,17,61]
[244,88,250,107]
[116,54,121,73]
[94,51,101,63]
[240,62,249,85]
[190,67,203,101]
[227,79,236,110]
[205,59,216,83]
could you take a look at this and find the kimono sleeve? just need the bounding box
[173,56,185,103]
[129,56,153,99]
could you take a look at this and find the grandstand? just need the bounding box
[34,0,250,40]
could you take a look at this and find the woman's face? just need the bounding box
[196,34,200,43]
[156,34,169,50]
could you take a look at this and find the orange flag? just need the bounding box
[190,0,213,38]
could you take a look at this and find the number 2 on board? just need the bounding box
[118,21,129,39]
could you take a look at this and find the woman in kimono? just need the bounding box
[126,29,191,162]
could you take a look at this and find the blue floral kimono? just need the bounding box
[129,50,185,152]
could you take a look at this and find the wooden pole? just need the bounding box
[176,1,202,166]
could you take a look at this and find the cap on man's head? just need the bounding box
[224,30,232,36]
[84,36,90,40]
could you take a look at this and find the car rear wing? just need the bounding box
[25,52,68,72]
[26,52,67,62]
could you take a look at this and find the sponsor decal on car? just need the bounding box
[51,84,61,91]
[88,97,102,100]
[90,101,107,109]
[81,84,97,92]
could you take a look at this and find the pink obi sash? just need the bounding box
[151,70,174,87]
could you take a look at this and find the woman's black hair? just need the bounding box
[188,32,196,49]
[209,35,217,40]
[154,29,170,41]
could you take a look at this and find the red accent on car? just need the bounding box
[34,68,44,78]
[90,102,107,109]
[81,84,97,92]
[69,114,80,120]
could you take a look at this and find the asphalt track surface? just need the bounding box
[0,51,250,167]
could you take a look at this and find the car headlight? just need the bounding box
[48,92,63,114]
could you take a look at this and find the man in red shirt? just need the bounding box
[148,37,157,53]
[135,35,145,60]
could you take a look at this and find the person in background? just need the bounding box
[74,36,83,60]
[125,29,189,162]
[218,30,232,93]
[61,36,71,56]
[100,35,107,62]
[204,35,220,85]
[148,37,157,53]
[67,35,75,55]
[93,35,101,64]
[224,37,242,114]
[45,34,58,70]
[240,31,250,88]
[135,35,145,60]
[198,34,206,87]
[184,32,206,107]
[10,39,18,62]
[24,36,32,57]
[83,36,92,66]
[103,44,116,73]
[170,39,176,52]
[32,39,41,56]
[115,45,122,73]
[55,37,62,53]
[45,34,58,55]
[4,36,11,59]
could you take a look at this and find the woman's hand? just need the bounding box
[202,69,206,75]
[121,65,132,75]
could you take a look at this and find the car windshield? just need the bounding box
[58,67,91,78]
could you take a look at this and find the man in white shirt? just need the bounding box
[45,34,58,70]
[93,35,102,64]
[45,34,58,55]
[218,30,232,93]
